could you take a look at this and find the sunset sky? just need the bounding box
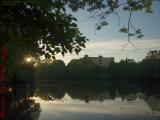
[56,1,160,64]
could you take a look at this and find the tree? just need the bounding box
[1,0,159,64]
[0,0,88,63]
[1,0,158,58]
[38,60,66,81]
[65,0,157,48]
[67,58,108,81]
[66,0,154,33]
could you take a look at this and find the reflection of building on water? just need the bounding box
[2,82,160,120]
[36,84,160,113]
[81,55,114,67]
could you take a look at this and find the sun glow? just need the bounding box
[25,57,32,62]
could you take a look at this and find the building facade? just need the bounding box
[145,50,160,60]
[82,55,114,67]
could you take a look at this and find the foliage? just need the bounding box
[36,54,160,95]
[67,58,107,81]
[9,50,160,94]
[1,0,159,61]
[65,0,155,39]
[1,0,159,63]
[0,0,88,63]
[38,60,66,81]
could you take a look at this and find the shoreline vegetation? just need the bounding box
[1,51,160,119]
[7,50,160,95]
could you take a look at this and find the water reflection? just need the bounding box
[37,83,160,112]
[1,82,160,120]
[36,83,160,120]
[0,83,41,120]
[38,97,160,120]
[8,98,40,120]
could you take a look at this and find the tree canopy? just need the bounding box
[0,0,159,62]
[0,0,88,63]
[65,0,158,49]
[65,0,154,35]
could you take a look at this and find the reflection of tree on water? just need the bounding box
[142,95,160,112]
[2,61,159,119]
[38,83,160,112]
[0,80,41,120]
[8,98,40,120]
[1,84,41,120]
[37,85,65,100]
[0,62,41,120]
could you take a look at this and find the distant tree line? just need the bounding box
[9,51,160,94]
[36,54,160,94]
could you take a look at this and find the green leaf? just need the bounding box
[71,23,77,27]
[62,7,66,12]
[101,21,108,26]
[119,28,128,33]
[96,25,101,30]
[129,33,135,36]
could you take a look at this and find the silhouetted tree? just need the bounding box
[38,60,66,81]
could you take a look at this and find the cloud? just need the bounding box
[56,38,160,64]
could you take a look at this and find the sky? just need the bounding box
[56,1,160,64]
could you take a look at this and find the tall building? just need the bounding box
[82,55,114,67]
[145,50,160,60]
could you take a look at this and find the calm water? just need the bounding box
[37,94,160,120]
[2,83,160,120]
[36,83,160,120]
